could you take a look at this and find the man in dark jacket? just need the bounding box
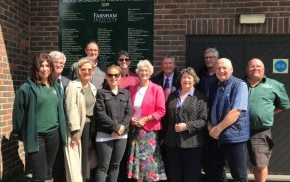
[49,50,71,182]
[197,47,219,97]
[208,58,249,182]
[151,54,180,98]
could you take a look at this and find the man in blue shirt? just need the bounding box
[208,58,250,182]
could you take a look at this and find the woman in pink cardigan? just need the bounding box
[127,59,167,182]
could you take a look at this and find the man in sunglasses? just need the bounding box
[117,50,139,89]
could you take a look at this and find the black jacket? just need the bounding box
[164,90,208,148]
[95,88,132,135]
[151,70,180,92]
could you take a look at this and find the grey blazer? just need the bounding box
[60,75,71,91]
[164,89,208,148]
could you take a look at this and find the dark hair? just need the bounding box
[85,39,99,49]
[118,50,130,60]
[30,53,55,85]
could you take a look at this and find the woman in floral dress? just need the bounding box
[128,59,167,181]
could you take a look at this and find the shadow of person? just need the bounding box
[1,133,31,182]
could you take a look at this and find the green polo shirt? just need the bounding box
[247,77,290,130]
[36,84,59,133]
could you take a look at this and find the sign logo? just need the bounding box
[273,59,288,74]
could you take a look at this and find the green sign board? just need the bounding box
[59,0,153,74]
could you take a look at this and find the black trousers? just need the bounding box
[166,146,202,182]
[28,129,60,181]
[52,142,66,182]
[82,122,91,181]
[95,139,127,182]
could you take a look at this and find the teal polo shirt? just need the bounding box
[247,77,290,130]
[36,84,59,133]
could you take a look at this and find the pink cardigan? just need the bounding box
[130,81,165,131]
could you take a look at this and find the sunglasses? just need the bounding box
[119,58,130,62]
[107,73,121,78]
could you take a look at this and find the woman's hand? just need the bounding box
[136,117,148,128]
[131,116,138,126]
[175,123,188,132]
[117,125,125,135]
[111,131,119,138]
[70,131,81,148]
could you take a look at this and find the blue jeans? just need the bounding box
[95,138,127,182]
[208,139,248,182]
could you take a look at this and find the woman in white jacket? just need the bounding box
[64,57,97,182]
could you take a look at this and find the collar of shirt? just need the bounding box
[245,76,266,87]
[177,87,195,107]
[177,87,195,97]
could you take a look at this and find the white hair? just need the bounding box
[136,59,154,75]
[49,51,66,63]
[217,58,233,69]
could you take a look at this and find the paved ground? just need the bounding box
[6,173,290,182]
[6,173,53,182]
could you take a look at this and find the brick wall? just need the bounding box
[154,0,290,69]
[0,0,30,180]
[30,0,59,53]
[2,0,290,179]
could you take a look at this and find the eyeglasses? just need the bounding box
[107,73,121,78]
[204,56,216,59]
[53,61,64,65]
[119,58,130,62]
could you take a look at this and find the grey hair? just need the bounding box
[136,59,154,75]
[179,67,200,84]
[48,51,66,63]
[162,54,176,63]
[204,48,219,58]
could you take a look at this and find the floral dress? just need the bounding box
[127,86,167,181]
[127,126,167,181]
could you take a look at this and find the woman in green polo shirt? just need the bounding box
[12,53,67,181]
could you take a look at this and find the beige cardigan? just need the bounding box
[64,80,97,182]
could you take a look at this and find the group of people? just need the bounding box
[12,40,290,182]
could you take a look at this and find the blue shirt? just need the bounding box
[177,88,195,107]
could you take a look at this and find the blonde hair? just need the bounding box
[76,57,94,76]
[107,65,121,75]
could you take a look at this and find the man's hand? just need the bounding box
[209,125,222,140]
